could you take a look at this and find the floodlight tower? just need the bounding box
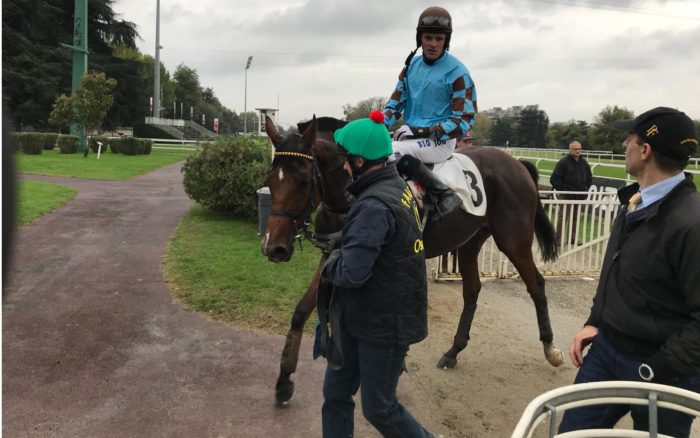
[244,56,253,134]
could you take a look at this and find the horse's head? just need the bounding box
[261,115,352,263]
[261,116,319,262]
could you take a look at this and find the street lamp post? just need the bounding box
[154,0,161,119]
[244,56,253,134]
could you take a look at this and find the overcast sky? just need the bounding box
[113,0,700,128]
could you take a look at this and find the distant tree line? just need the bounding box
[341,98,699,155]
[2,0,255,135]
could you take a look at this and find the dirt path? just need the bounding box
[5,165,696,437]
[4,164,377,437]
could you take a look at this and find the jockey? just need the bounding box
[384,6,478,220]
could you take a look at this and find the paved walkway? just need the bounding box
[3,163,376,437]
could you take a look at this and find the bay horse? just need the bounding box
[261,115,562,406]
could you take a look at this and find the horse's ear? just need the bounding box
[265,115,281,147]
[300,115,317,151]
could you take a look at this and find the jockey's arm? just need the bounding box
[431,74,477,142]
[383,67,408,129]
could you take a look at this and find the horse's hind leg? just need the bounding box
[496,233,564,367]
[276,272,318,406]
[437,228,489,369]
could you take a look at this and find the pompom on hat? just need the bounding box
[334,110,393,160]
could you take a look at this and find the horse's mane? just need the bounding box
[297,117,347,135]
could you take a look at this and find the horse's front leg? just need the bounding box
[437,231,488,369]
[275,267,320,406]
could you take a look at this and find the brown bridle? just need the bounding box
[268,149,350,248]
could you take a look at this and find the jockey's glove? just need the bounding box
[393,125,431,141]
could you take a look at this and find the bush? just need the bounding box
[17,132,45,154]
[57,134,79,154]
[142,139,153,155]
[117,137,152,155]
[108,137,120,153]
[119,136,145,155]
[44,133,58,150]
[182,136,271,220]
[88,136,109,153]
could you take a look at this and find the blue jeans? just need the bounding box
[321,325,432,438]
[559,329,700,437]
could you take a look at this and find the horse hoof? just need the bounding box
[545,347,564,367]
[436,355,457,369]
[275,382,295,407]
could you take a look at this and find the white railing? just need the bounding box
[144,116,185,127]
[501,147,700,173]
[433,187,621,279]
[511,381,700,438]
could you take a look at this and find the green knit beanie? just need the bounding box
[334,110,392,160]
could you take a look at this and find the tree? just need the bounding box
[342,97,386,121]
[173,64,202,114]
[2,0,139,129]
[517,105,549,148]
[547,120,590,149]
[490,116,517,147]
[588,105,634,153]
[471,113,492,145]
[49,71,117,140]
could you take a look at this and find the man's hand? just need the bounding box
[392,125,431,141]
[315,231,342,254]
[393,125,414,141]
[569,325,598,367]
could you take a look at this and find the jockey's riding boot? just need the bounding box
[396,155,462,221]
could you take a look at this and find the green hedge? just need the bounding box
[57,134,79,154]
[108,137,120,153]
[16,132,45,154]
[44,133,58,150]
[88,136,110,153]
[182,136,271,220]
[118,137,152,155]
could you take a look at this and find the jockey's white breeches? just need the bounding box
[388,138,456,164]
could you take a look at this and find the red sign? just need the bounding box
[213,118,219,133]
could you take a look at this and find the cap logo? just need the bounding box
[646,124,659,137]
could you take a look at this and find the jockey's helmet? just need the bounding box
[416,6,452,50]
[334,111,392,161]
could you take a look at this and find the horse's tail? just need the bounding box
[519,160,559,262]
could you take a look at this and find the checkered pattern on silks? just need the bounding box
[383,65,477,141]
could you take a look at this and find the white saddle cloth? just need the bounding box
[432,154,487,216]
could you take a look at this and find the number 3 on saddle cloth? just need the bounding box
[408,154,487,218]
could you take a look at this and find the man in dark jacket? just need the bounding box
[319,110,433,437]
[550,140,593,244]
[559,107,700,437]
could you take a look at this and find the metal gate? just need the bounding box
[434,187,621,280]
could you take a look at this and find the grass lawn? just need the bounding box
[15,146,194,180]
[17,180,78,226]
[163,206,322,334]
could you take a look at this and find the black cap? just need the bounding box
[612,107,698,160]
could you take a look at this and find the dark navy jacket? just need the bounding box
[586,174,700,380]
[550,154,593,199]
[322,165,427,346]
